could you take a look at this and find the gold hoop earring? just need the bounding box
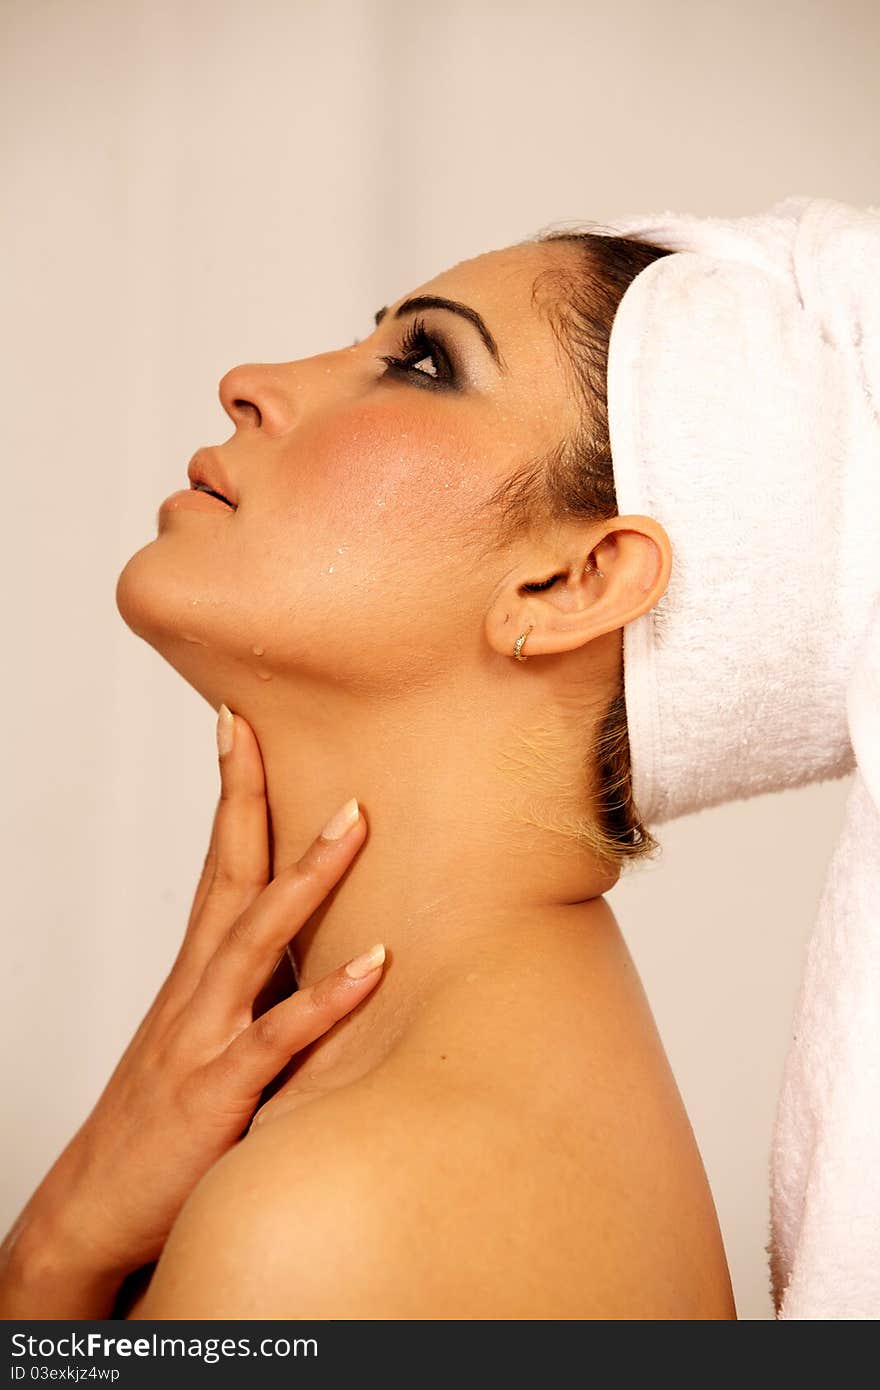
[513,624,534,662]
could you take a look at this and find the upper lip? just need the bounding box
[186,448,238,509]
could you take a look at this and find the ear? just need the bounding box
[484,515,672,661]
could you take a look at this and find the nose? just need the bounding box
[218,362,289,435]
[219,346,361,438]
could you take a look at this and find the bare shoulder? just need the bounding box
[132,1056,735,1319]
[133,1068,524,1319]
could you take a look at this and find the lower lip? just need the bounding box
[159,488,236,516]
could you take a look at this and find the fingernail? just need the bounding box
[321,796,359,840]
[217,703,235,758]
[345,942,385,980]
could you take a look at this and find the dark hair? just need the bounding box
[480,226,676,873]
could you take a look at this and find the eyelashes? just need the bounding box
[350,315,458,388]
[378,316,456,388]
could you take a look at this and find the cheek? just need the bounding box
[240,401,494,672]
[266,400,489,555]
[115,399,500,689]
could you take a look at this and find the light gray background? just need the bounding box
[2,0,876,1320]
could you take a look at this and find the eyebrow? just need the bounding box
[373,295,505,372]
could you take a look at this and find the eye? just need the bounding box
[379,316,454,387]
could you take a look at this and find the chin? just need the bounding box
[114,541,274,715]
[115,542,219,686]
[115,540,171,645]
[114,539,204,647]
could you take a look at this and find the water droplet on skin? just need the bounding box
[180,632,207,646]
[328,564,335,573]
[257,669,272,681]
[252,645,265,656]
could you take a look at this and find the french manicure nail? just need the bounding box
[345,942,385,980]
[321,796,359,840]
[217,703,235,758]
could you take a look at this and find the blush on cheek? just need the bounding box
[288,397,490,544]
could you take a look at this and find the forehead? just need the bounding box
[401,240,572,344]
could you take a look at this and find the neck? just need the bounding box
[239,664,620,1087]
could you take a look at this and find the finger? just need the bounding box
[185,799,223,935]
[198,800,367,1018]
[209,707,270,894]
[185,708,254,931]
[206,942,386,1104]
[183,707,271,968]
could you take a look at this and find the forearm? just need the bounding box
[0,1170,127,1320]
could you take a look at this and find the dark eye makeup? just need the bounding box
[379,316,457,389]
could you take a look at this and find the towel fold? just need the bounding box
[598,195,880,1318]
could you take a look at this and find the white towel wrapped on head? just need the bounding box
[596,195,880,1318]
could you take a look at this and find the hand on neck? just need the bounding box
[220,664,620,1088]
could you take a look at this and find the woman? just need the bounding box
[0,229,737,1319]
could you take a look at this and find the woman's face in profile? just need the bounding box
[116,240,581,703]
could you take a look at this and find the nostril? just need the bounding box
[232,399,262,428]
